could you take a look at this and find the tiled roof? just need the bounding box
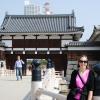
[65,41,100,47]
[89,25,100,41]
[0,14,84,33]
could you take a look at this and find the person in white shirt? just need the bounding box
[15,55,24,80]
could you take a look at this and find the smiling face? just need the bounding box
[78,55,88,70]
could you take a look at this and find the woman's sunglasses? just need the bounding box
[79,60,88,63]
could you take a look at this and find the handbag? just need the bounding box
[67,87,81,100]
[67,89,74,100]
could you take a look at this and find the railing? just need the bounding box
[23,88,67,100]
[36,88,67,100]
[0,68,15,76]
[30,69,68,100]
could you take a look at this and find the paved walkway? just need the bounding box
[0,75,56,100]
[0,75,31,100]
[0,70,65,100]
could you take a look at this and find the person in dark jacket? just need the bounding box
[67,55,95,100]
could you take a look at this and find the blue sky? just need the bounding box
[0,0,100,41]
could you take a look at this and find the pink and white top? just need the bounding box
[75,69,90,100]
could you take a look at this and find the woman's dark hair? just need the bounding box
[77,55,89,68]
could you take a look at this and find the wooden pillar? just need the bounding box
[46,35,51,54]
[34,35,39,54]
[59,34,63,54]
[23,35,26,54]
[11,35,15,54]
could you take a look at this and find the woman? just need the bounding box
[67,55,95,100]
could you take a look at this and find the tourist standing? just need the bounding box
[15,55,24,80]
[67,55,95,100]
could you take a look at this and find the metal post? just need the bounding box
[31,59,42,100]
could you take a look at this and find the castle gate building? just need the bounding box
[0,13,84,75]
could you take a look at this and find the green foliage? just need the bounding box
[39,59,47,69]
